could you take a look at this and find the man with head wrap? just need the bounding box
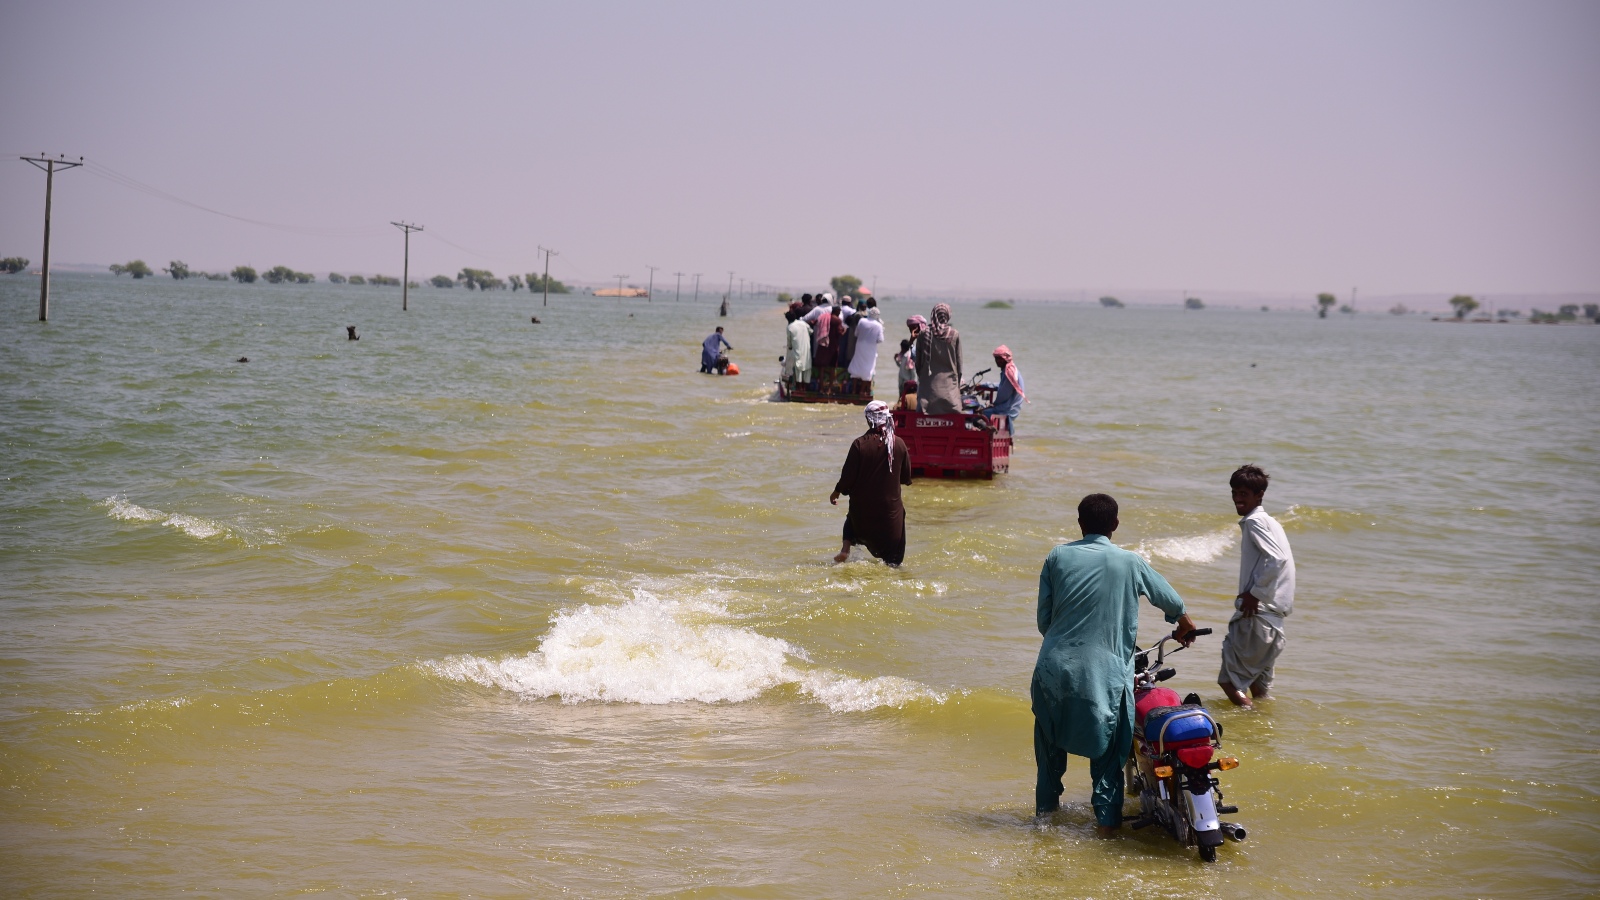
[829,400,912,566]
[979,345,1026,434]
[914,303,963,413]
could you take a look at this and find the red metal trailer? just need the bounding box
[892,408,1012,479]
[776,367,873,405]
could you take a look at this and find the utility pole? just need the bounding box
[673,271,684,302]
[871,274,878,297]
[391,221,423,311]
[1351,286,1358,316]
[22,153,83,322]
[645,265,658,302]
[615,274,628,300]
[692,273,702,303]
[726,271,735,304]
[538,245,558,307]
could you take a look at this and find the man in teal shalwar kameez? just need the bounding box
[1032,493,1197,833]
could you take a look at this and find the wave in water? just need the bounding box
[1135,528,1236,564]
[102,495,228,540]
[426,590,947,712]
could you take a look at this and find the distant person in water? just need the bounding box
[701,327,732,373]
[1219,464,1295,707]
[979,345,1026,434]
[830,401,912,566]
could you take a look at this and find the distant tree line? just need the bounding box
[1,257,29,274]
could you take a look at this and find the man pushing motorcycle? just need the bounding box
[1031,493,1199,836]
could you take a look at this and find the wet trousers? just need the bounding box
[1033,719,1128,827]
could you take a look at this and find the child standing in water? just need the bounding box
[1219,464,1296,707]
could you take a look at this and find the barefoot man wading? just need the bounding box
[1218,464,1296,708]
[829,401,911,566]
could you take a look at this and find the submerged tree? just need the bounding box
[525,273,569,294]
[1185,297,1205,310]
[1449,295,1479,320]
[430,274,454,288]
[327,272,347,284]
[1099,296,1124,308]
[1316,293,1336,318]
[1,257,28,274]
[165,260,191,280]
[231,266,257,283]
[457,268,495,290]
[262,265,294,284]
[830,274,863,298]
[508,274,524,292]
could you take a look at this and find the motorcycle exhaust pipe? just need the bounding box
[1219,821,1247,843]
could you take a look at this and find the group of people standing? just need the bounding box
[896,304,1026,432]
[781,293,885,393]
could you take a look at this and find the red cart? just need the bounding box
[892,376,1012,478]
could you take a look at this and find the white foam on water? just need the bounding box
[101,495,229,541]
[103,495,165,522]
[1135,529,1236,564]
[426,589,947,712]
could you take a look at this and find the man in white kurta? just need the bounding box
[784,313,813,383]
[1219,464,1295,707]
[847,314,883,384]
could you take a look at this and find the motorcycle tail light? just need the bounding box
[1176,746,1214,768]
[1153,765,1173,778]
[1218,757,1239,771]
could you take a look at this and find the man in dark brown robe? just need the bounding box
[829,401,913,566]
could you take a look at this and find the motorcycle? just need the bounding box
[1126,628,1247,862]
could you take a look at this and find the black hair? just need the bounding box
[1077,493,1118,535]
[866,297,877,308]
[786,310,799,323]
[715,326,723,333]
[802,293,813,302]
[900,338,913,352]
[1229,464,1269,494]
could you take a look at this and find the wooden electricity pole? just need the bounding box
[692,273,702,303]
[538,245,558,307]
[22,154,83,322]
[391,221,423,311]
[645,265,658,302]
[672,271,684,302]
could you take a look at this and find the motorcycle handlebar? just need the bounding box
[1189,627,1213,637]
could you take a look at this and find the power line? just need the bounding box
[21,153,84,322]
[81,159,387,237]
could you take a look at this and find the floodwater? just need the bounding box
[2,275,1597,898]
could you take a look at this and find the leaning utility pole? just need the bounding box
[391,221,423,311]
[673,271,684,302]
[22,153,83,322]
[537,245,558,306]
[645,265,658,302]
[726,271,735,304]
[692,273,702,303]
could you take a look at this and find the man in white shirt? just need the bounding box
[1219,464,1295,707]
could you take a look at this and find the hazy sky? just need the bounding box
[2,1,1596,298]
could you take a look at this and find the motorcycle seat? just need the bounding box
[1143,705,1217,745]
